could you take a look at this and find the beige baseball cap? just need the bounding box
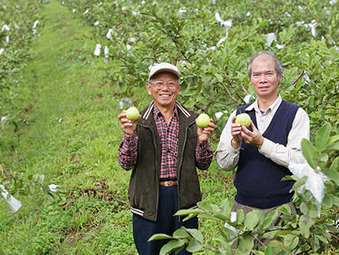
[148,62,180,80]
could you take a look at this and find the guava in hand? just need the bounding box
[235,113,251,127]
[196,113,210,128]
[126,106,140,121]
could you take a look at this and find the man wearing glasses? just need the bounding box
[118,63,216,255]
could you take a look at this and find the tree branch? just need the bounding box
[291,70,305,85]
[240,84,249,94]
[221,82,242,104]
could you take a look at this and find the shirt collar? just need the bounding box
[153,103,179,119]
[245,94,282,114]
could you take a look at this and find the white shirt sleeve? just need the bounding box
[259,108,310,168]
[214,110,240,171]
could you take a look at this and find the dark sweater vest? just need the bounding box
[234,100,300,209]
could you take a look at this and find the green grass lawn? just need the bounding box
[0,1,233,254]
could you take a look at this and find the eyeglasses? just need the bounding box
[149,80,179,89]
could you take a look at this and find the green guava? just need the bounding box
[196,113,210,128]
[235,113,251,127]
[126,106,140,121]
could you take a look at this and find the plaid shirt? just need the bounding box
[118,105,213,179]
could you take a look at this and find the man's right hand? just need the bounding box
[231,116,242,149]
[117,110,140,136]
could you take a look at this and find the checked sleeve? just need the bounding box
[118,132,138,170]
[195,140,213,170]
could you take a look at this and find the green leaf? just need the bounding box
[321,195,333,207]
[182,213,199,222]
[264,245,276,255]
[213,213,229,221]
[33,174,45,185]
[317,234,329,244]
[262,230,278,239]
[278,204,292,215]
[324,142,339,153]
[320,153,329,162]
[185,228,204,244]
[238,234,254,254]
[220,198,231,211]
[329,135,339,144]
[330,195,339,207]
[159,240,185,255]
[236,209,244,223]
[315,123,332,151]
[186,238,203,252]
[175,208,199,216]
[197,201,214,212]
[322,168,339,185]
[244,210,259,230]
[301,138,318,169]
[284,234,299,250]
[148,233,174,241]
[253,209,265,223]
[263,210,279,228]
[198,214,217,220]
[173,228,190,239]
[267,240,290,252]
[262,230,285,239]
[299,215,313,238]
[330,156,339,170]
[290,176,307,192]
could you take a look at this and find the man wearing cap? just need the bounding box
[118,62,215,255]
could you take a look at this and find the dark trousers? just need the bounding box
[133,185,198,255]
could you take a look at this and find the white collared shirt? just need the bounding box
[215,95,310,171]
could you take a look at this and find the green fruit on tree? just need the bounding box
[235,113,251,127]
[126,106,140,121]
[196,113,210,128]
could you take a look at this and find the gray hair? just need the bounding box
[247,52,283,80]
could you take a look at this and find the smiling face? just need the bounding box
[146,72,180,110]
[250,54,282,101]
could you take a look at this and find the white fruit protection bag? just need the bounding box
[288,159,328,217]
[0,184,22,213]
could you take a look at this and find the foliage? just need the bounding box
[61,0,339,137]
[150,123,339,254]
[0,0,42,140]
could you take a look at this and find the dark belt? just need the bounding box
[159,180,178,187]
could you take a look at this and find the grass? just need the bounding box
[0,1,233,254]
[0,1,136,254]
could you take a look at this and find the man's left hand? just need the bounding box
[197,119,216,142]
[240,122,264,149]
